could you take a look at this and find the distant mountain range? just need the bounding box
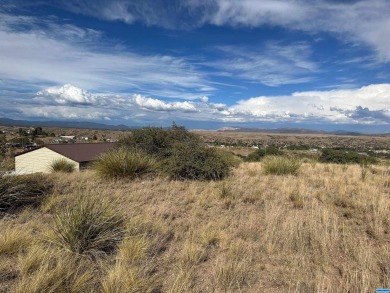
[0,117,130,130]
[0,118,387,135]
[216,126,364,136]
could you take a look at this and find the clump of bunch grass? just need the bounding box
[51,194,125,256]
[94,147,157,179]
[262,156,301,175]
[50,159,75,173]
[13,249,97,293]
[0,174,53,212]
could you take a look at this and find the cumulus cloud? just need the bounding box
[231,84,390,124]
[36,84,97,105]
[132,94,198,112]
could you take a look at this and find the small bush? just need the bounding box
[94,148,157,179]
[50,159,75,173]
[245,147,283,162]
[319,149,377,165]
[119,123,199,159]
[262,156,301,175]
[51,195,125,256]
[0,174,53,212]
[163,143,234,180]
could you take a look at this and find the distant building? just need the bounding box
[15,142,115,173]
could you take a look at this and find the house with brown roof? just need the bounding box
[14,143,115,173]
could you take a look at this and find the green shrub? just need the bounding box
[119,123,199,159]
[94,148,157,179]
[262,156,301,175]
[50,159,75,173]
[0,174,53,212]
[163,143,234,180]
[51,195,125,256]
[319,149,377,165]
[119,124,238,181]
[245,147,283,162]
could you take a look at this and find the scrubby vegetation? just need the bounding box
[114,124,236,181]
[319,149,378,165]
[1,128,390,292]
[50,159,75,173]
[245,146,283,162]
[164,142,235,180]
[262,156,301,175]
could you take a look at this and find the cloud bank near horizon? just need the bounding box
[6,83,389,125]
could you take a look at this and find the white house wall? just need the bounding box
[15,147,79,173]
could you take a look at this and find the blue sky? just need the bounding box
[1,0,390,132]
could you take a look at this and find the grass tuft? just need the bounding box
[94,147,158,179]
[13,250,97,293]
[101,264,154,293]
[0,224,31,255]
[262,156,301,175]
[51,194,125,256]
[0,174,52,212]
[50,159,75,173]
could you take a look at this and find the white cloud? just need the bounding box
[232,84,390,123]
[19,105,117,120]
[132,94,198,112]
[199,96,209,103]
[206,0,390,62]
[36,84,97,105]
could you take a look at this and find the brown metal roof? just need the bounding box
[43,142,116,163]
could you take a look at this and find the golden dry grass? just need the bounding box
[1,161,390,292]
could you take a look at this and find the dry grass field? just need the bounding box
[1,160,390,292]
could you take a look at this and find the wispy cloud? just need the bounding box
[207,42,317,86]
[53,0,390,62]
[0,12,213,99]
